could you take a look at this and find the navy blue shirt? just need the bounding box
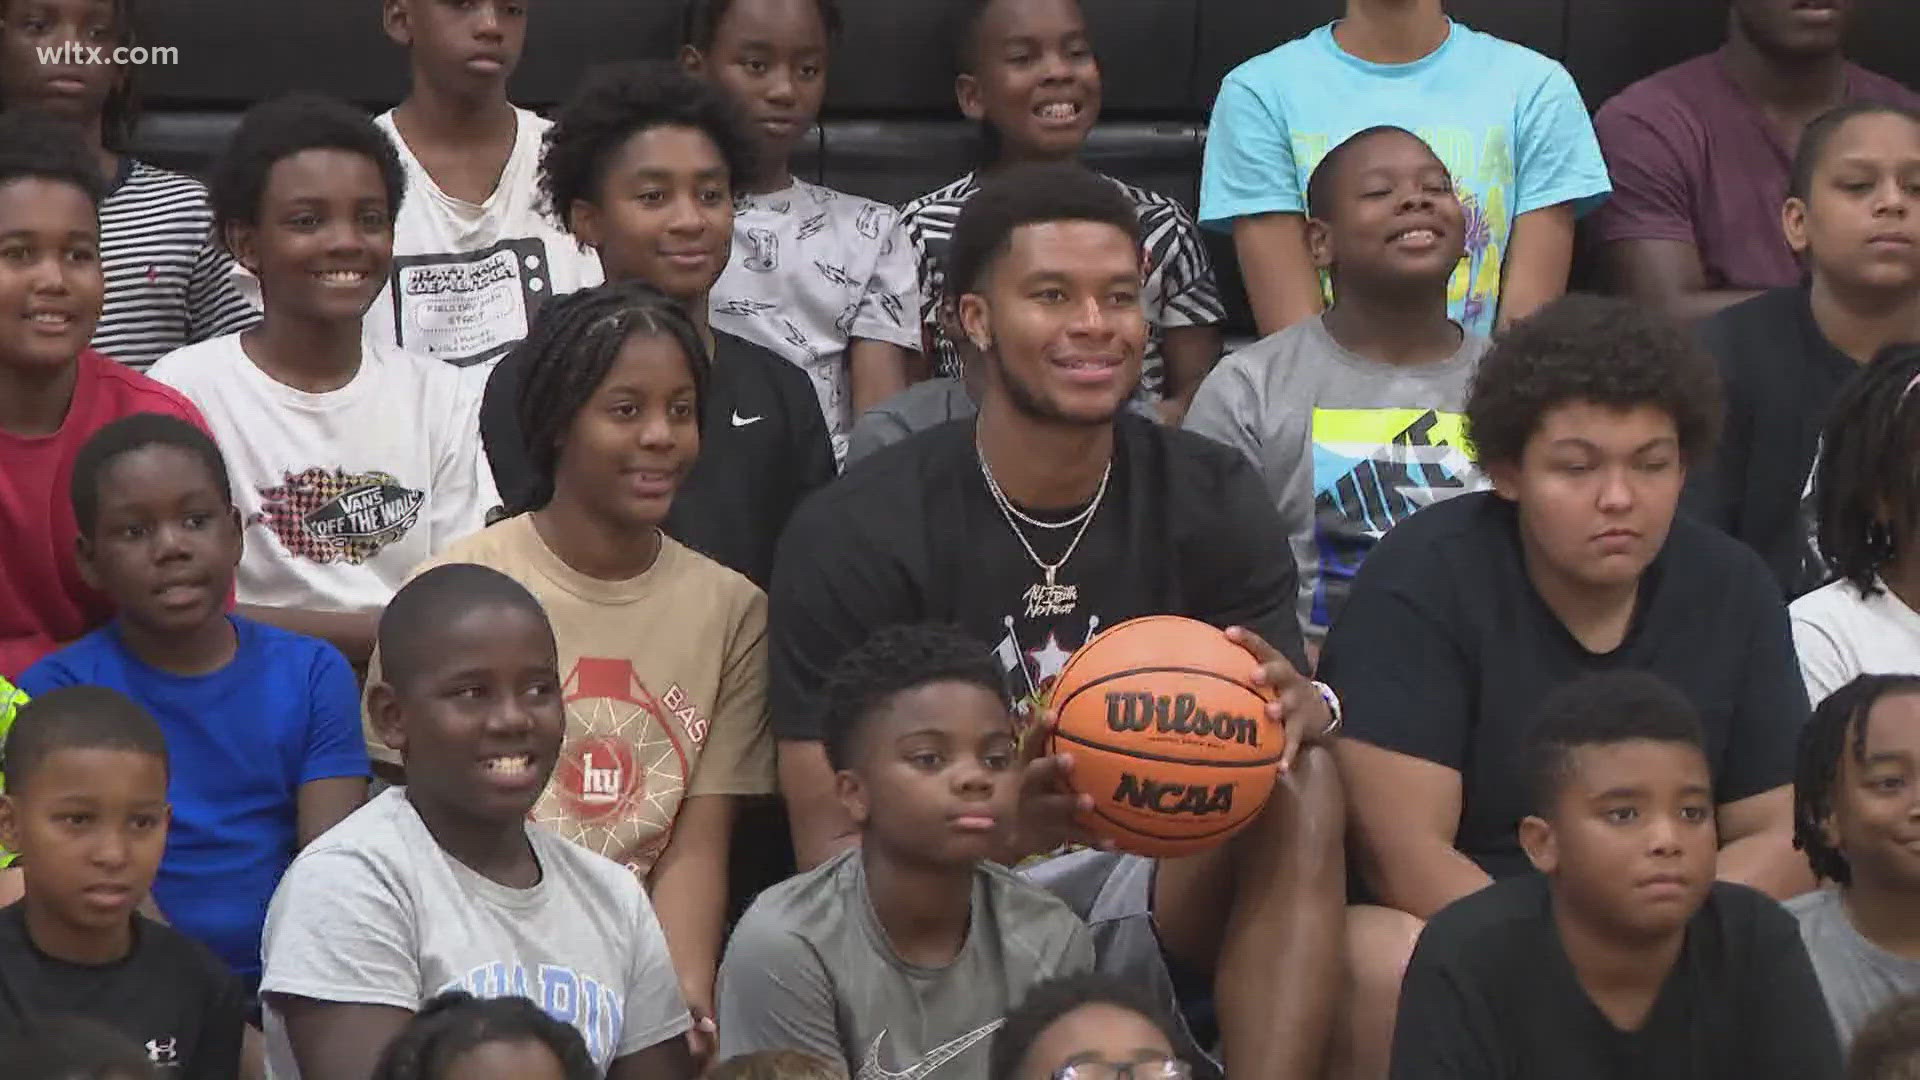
[21,617,368,983]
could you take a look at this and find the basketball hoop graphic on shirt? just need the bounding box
[538,657,692,873]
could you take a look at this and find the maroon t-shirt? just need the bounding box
[1591,52,1920,292]
[0,349,209,678]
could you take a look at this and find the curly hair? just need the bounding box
[0,108,105,207]
[0,0,143,152]
[1523,670,1706,818]
[539,60,754,229]
[370,991,596,1080]
[0,1015,158,1080]
[708,1051,848,1080]
[1793,674,1920,887]
[821,623,1005,772]
[504,280,709,516]
[682,0,842,49]
[989,971,1177,1080]
[944,161,1139,304]
[1813,346,1920,597]
[207,93,406,240]
[1465,294,1722,470]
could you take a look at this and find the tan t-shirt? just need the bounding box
[366,514,773,876]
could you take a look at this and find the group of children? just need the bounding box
[3,0,1920,1078]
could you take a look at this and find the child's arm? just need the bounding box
[1233,215,1325,337]
[1715,571,1817,900]
[273,999,414,1080]
[1494,203,1575,330]
[1157,325,1223,425]
[297,643,373,847]
[186,968,249,1080]
[647,794,736,1048]
[848,340,911,418]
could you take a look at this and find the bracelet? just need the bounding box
[1310,680,1343,740]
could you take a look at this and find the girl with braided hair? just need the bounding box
[365,280,771,1069]
[1792,346,1920,704]
[370,991,597,1080]
[1787,674,1920,1050]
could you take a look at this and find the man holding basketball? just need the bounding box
[768,163,1344,1080]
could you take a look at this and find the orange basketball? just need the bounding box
[1045,615,1281,858]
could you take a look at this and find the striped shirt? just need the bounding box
[91,160,259,371]
[900,171,1225,398]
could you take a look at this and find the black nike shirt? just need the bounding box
[483,328,837,589]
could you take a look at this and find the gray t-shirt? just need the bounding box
[1787,886,1920,1048]
[1183,315,1488,638]
[716,848,1094,1080]
[846,377,1161,468]
[259,788,690,1078]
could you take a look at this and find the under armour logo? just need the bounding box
[146,1036,179,1065]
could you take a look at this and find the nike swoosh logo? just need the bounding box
[856,1022,1003,1080]
[731,411,764,427]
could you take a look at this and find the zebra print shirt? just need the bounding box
[900,171,1226,397]
[91,160,258,371]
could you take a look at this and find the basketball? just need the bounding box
[1046,616,1282,858]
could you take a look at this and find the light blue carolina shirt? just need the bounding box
[1199,20,1610,336]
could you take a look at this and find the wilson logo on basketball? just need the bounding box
[1112,773,1236,816]
[1104,691,1260,746]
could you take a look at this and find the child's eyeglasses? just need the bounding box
[1051,1058,1193,1080]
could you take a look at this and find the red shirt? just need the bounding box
[0,350,209,679]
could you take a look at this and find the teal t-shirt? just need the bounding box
[1199,19,1611,335]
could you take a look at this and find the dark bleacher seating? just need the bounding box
[127,0,1920,336]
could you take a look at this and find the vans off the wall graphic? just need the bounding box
[250,468,425,564]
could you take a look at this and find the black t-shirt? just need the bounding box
[0,903,246,1079]
[1318,492,1807,881]
[769,415,1308,740]
[1390,874,1841,1080]
[1687,286,1859,598]
[482,328,837,589]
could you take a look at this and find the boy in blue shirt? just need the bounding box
[19,413,369,995]
[1199,0,1609,339]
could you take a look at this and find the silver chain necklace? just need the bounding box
[976,441,1112,618]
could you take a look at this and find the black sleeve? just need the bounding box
[480,350,536,513]
[1738,896,1844,1080]
[1721,554,1808,803]
[788,370,839,515]
[187,965,248,1080]
[1684,326,1747,536]
[767,494,923,741]
[1317,544,1476,770]
[1389,926,1504,1080]
[1185,450,1309,674]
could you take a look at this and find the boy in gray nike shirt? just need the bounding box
[716,625,1092,1078]
[1185,125,1489,642]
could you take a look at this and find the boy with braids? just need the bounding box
[481,61,834,589]
[1792,347,1920,703]
[1790,675,1920,1050]
[369,282,772,1065]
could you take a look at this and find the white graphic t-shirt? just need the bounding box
[370,108,604,392]
[260,789,691,1078]
[148,335,493,615]
[711,179,922,466]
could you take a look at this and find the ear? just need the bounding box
[957,294,992,354]
[1487,461,1520,503]
[1306,216,1334,271]
[1519,814,1558,874]
[568,199,603,254]
[381,0,411,47]
[367,681,409,758]
[1782,197,1810,257]
[225,220,260,276]
[680,44,706,76]
[75,531,101,593]
[956,74,984,122]
[0,794,20,857]
[834,769,870,829]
